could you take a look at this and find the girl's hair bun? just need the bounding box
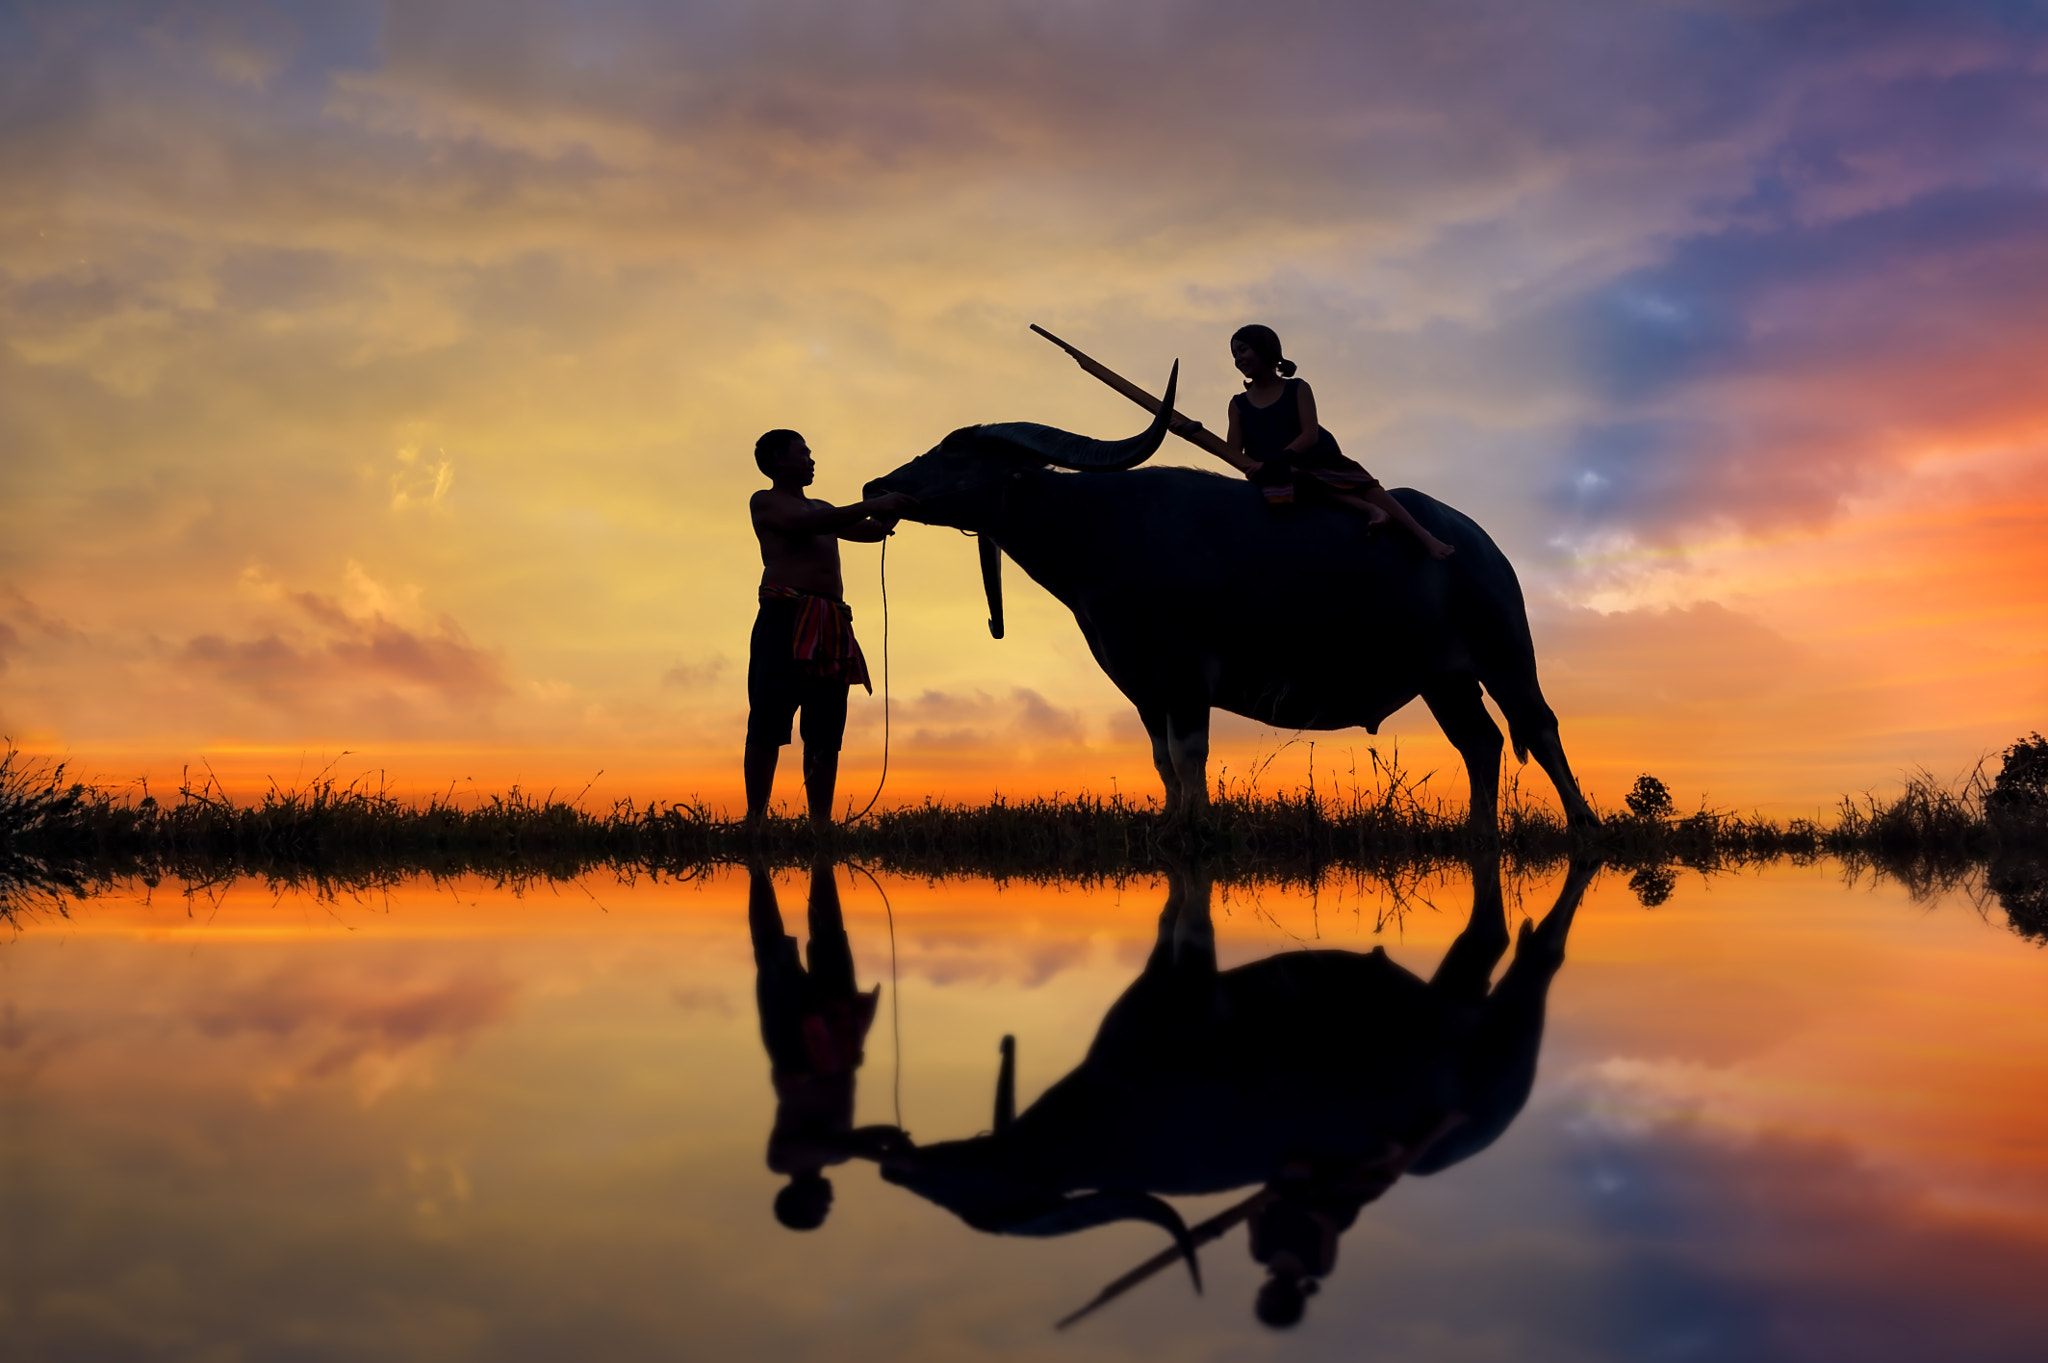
[1276,358,1298,377]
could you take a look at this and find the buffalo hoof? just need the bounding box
[1156,811,1216,853]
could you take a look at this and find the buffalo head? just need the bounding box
[862,362,1179,531]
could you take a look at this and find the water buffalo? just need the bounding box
[864,367,1597,831]
[869,854,1597,1321]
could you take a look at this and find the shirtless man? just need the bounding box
[745,428,915,835]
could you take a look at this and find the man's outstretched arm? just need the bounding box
[752,490,914,539]
[833,514,900,543]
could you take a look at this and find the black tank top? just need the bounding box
[1234,378,1342,465]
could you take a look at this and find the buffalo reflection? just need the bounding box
[868,852,1597,1328]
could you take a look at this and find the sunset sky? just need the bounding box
[4,0,2045,815]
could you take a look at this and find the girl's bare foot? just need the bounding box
[1363,503,1390,525]
[1427,538,1456,560]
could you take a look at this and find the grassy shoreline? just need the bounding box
[6,739,2044,930]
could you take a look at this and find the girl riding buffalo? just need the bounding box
[1174,324,1455,560]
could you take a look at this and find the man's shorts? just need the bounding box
[746,597,850,751]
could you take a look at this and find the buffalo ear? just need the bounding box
[979,539,1006,641]
[993,1034,1016,1131]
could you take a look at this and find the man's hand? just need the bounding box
[827,489,918,542]
[848,1125,914,1160]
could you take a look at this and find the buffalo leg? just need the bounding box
[1422,675,1504,831]
[1473,855,1598,1083]
[1166,854,1216,966]
[1525,726,1599,830]
[1473,656,1599,830]
[1429,849,1510,1003]
[1093,853,1221,1059]
[1412,855,1598,1178]
[1161,706,1211,831]
[1138,706,1184,820]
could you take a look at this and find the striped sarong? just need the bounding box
[1252,452,1383,507]
[760,584,871,692]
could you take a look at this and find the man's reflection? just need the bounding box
[868,852,1596,1327]
[748,855,881,1230]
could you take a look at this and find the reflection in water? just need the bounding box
[1628,863,1677,907]
[867,852,1597,1328]
[747,855,893,1230]
[8,863,2048,1357]
[1989,850,2048,943]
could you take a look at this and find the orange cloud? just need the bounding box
[180,588,505,707]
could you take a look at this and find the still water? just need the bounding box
[5,859,2046,1360]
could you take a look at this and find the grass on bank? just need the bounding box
[4,737,2046,935]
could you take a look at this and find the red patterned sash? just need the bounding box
[760,584,872,692]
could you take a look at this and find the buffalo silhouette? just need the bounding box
[866,372,1596,832]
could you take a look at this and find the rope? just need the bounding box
[851,862,903,1128]
[844,537,890,823]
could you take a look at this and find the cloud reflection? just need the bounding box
[188,961,518,1102]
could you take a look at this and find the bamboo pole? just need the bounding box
[1053,1191,1273,1331]
[1029,324,1239,465]
[1052,1113,1469,1330]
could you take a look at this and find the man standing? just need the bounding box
[746,429,914,835]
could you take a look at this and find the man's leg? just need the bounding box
[749,860,811,1071]
[745,602,801,832]
[802,748,839,834]
[744,742,780,831]
[804,855,857,996]
[797,677,852,835]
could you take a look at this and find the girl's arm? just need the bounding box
[1283,381,1322,455]
[1175,398,1260,473]
[1223,398,1255,470]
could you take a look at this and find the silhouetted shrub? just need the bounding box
[1988,733,2048,822]
[1989,852,2048,943]
[1624,775,1674,822]
[1628,864,1676,907]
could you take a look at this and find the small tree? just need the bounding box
[1624,774,1675,822]
[1988,733,2048,818]
[1989,853,2048,943]
[1628,864,1676,908]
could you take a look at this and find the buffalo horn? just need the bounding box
[1008,1192,1202,1294]
[979,362,1179,471]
